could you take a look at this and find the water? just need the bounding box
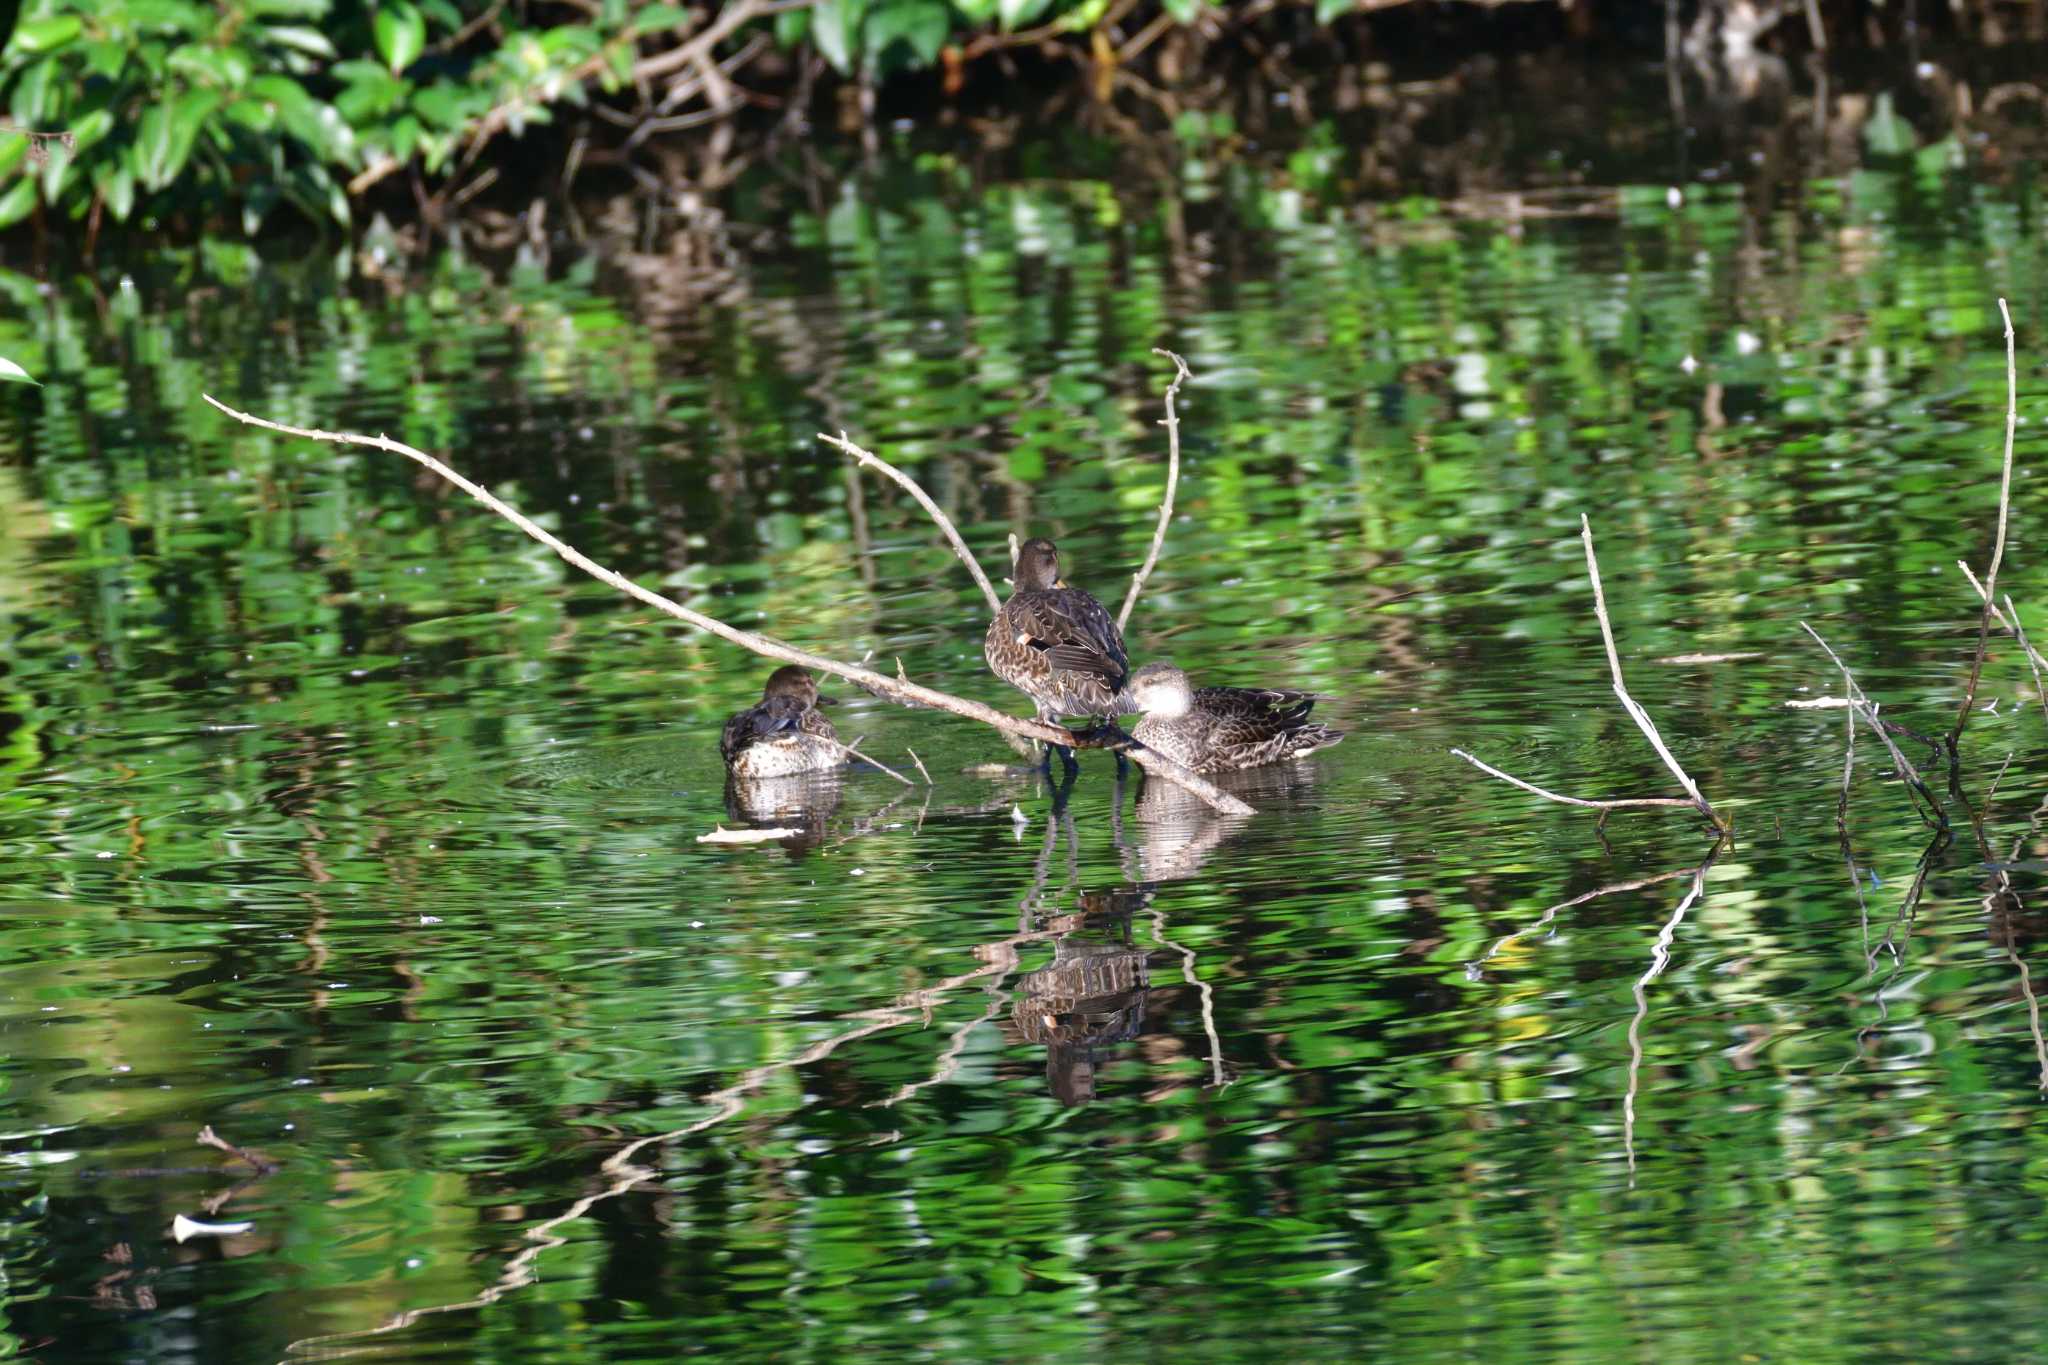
[5,95,2048,1363]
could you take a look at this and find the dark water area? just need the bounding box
[7,42,2048,1364]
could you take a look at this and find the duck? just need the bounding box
[720,666,844,779]
[1122,661,1342,774]
[984,537,1132,768]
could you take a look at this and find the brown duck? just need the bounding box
[719,666,843,779]
[984,538,1131,758]
[1123,661,1342,773]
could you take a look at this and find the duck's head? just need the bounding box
[1124,661,1193,719]
[762,665,834,708]
[1014,537,1064,592]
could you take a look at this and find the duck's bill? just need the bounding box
[815,693,842,707]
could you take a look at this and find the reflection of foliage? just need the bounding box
[2,132,2048,1360]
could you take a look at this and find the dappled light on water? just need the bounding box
[6,114,2048,1362]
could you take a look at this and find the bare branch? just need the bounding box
[2007,595,2048,728]
[1952,296,2019,746]
[201,395,1252,816]
[1448,749,1697,812]
[1582,515,1722,826]
[836,734,913,787]
[820,431,1001,614]
[1119,348,1190,632]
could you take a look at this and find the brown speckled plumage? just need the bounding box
[720,666,843,779]
[984,538,1131,722]
[1125,661,1342,774]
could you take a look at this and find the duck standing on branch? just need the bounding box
[720,666,843,778]
[985,537,1132,773]
[1123,661,1343,774]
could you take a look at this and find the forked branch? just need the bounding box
[1119,348,1190,632]
[201,396,1253,816]
[1453,515,1725,830]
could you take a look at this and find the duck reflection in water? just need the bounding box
[1012,888,1155,1106]
[1001,763,1291,1104]
[722,769,845,855]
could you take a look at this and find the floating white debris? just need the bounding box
[172,1214,253,1243]
[1680,353,1699,375]
[697,825,800,844]
[1666,186,1683,209]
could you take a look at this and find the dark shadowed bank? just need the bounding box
[0,0,2043,253]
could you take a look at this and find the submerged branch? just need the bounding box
[201,396,1252,816]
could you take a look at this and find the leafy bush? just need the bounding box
[0,0,1336,238]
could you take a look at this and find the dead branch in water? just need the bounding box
[821,431,1002,615]
[1453,515,1725,830]
[1623,849,1720,1183]
[1119,348,1190,632]
[200,396,1253,817]
[1799,622,1948,829]
[1951,297,2019,750]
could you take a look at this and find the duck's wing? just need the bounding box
[1195,685,1322,725]
[1011,590,1130,685]
[720,696,807,761]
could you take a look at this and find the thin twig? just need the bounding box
[1957,563,2048,678]
[2006,595,2048,728]
[201,397,1253,816]
[837,733,913,787]
[1582,515,1722,826]
[821,431,1001,614]
[1148,906,1226,1089]
[1118,348,1190,632]
[1623,853,1717,1182]
[1448,749,1698,811]
[1800,622,1948,828]
[906,748,933,785]
[1952,297,2019,748]
[1468,867,1701,972]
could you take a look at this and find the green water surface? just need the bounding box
[3,118,2048,1364]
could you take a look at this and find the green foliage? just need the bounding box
[0,0,640,233]
[0,0,1321,234]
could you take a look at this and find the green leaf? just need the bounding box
[998,0,1052,29]
[168,42,254,89]
[1315,0,1355,19]
[812,0,867,74]
[867,0,949,66]
[630,3,691,35]
[133,88,222,190]
[775,6,811,45]
[0,177,37,230]
[265,26,338,58]
[1161,0,1208,20]
[81,40,128,79]
[69,108,115,155]
[247,0,332,16]
[10,59,59,126]
[0,355,39,385]
[374,1,427,72]
[10,16,84,53]
[126,0,211,33]
[95,159,136,221]
[952,0,1000,20]
[1864,91,1916,157]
